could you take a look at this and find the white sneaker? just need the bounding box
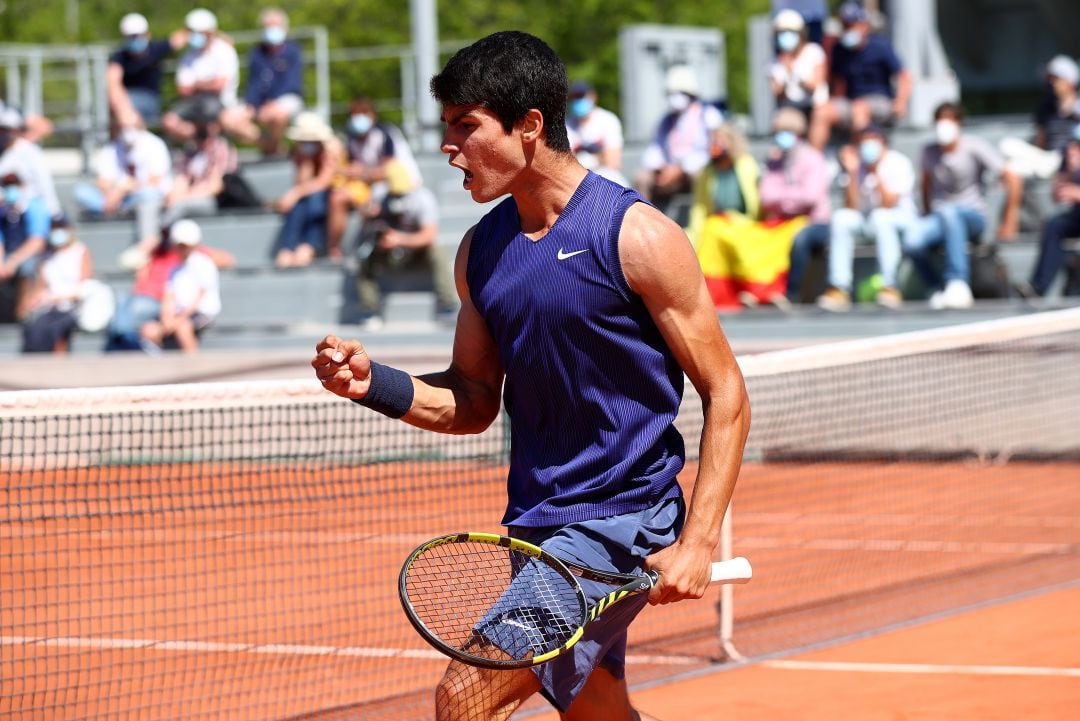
[118,246,149,270]
[930,279,974,310]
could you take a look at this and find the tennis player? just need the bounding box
[313,31,750,721]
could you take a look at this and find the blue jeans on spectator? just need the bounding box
[903,203,985,290]
[828,207,913,291]
[104,292,162,351]
[277,190,328,254]
[1031,204,1080,296]
[127,88,162,127]
[787,222,830,301]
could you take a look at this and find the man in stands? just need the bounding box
[0,106,62,219]
[0,171,50,320]
[107,13,185,128]
[161,9,240,145]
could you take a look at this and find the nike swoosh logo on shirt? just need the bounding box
[557,248,590,261]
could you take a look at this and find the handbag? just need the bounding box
[217,172,262,209]
[968,243,1011,299]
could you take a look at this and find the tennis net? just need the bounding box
[2,308,1079,719]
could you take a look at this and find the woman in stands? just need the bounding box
[21,217,92,354]
[273,112,340,268]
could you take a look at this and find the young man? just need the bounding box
[312,31,750,721]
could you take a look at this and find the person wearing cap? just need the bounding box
[274,111,341,268]
[1000,55,1080,182]
[0,98,53,145]
[20,218,93,354]
[771,0,828,44]
[767,9,828,125]
[349,160,457,329]
[818,124,916,311]
[904,102,1022,310]
[107,13,186,128]
[810,1,911,149]
[0,106,62,218]
[328,96,423,261]
[565,80,627,186]
[634,64,724,216]
[0,171,51,319]
[219,8,304,157]
[161,8,240,144]
[139,219,222,354]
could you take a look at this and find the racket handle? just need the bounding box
[710,557,753,584]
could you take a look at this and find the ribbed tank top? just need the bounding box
[467,172,685,528]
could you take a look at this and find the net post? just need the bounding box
[718,499,744,661]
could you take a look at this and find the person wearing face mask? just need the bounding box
[327,96,423,260]
[0,107,62,218]
[162,8,240,144]
[106,13,186,128]
[767,10,828,126]
[565,80,627,187]
[162,115,240,228]
[0,172,50,321]
[273,112,341,268]
[220,8,304,157]
[20,217,93,354]
[809,2,911,150]
[903,103,1022,310]
[634,64,724,217]
[817,125,916,311]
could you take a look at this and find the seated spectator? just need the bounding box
[0,171,50,318]
[772,0,828,45]
[817,125,915,311]
[105,224,234,352]
[274,112,340,268]
[328,96,422,260]
[74,117,172,269]
[162,114,239,228]
[139,219,222,354]
[161,9,240,144]
[1016,125,1080,299]
[809,1,911,149]
[107,13,185,128]
[1000,55,1080,181]
[635,64,724,215]
[0,106,62,218]
[20,218,92,354]
[565,80,627,186]
[0,98,52,145]
[758,108,832,303]
[768,10,828,126]
[904,102,1022,310]
[352,160,456,329]
[220,8,303,157]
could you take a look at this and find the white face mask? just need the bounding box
[667,92,692,112]
[935,119,960,146]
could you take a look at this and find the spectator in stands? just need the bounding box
[1000,55,1080,182]
[0,98,53,145]
[817,125,915,311]
[565,80,627,186]
[105,224,234,352]
[809,1,911,150]
[107,13,185,128]
[634,64,724,216]
[139,219,222,354]
[1016,125,1080,299]
[162,114,239,228]
[274,112,340,268]
[161,9,240,145]
[768,10,828,127]
[0,171,50,319]
[74,117,172,270]
[904,102,1022,310]
[758,107,832,304]
[352,160,457,329]
[327,96,422,260]
[221,8,304,157]
[0,106,62,218]
[20,217,92,354]
[771,0,828,44]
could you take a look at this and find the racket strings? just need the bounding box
[404,541,585,663]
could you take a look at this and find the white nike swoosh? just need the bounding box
[557,248,591,261]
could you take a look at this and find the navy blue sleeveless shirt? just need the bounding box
[467,172,685,528]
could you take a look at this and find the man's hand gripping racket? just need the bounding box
[398,532,752,669]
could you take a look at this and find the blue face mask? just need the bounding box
[841,29,863,49]
[126,36,149,54]
[49,229,71,248]
[3,186,20,206]
[263,26,286,45]
[774,130,797,151]
[776,31,800,53]
[188,32,207,50]
[859,139,884,165]
[349,114,373,135]
[569,97,594,119]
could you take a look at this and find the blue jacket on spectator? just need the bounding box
[244,41,303,109]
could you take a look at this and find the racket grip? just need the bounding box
[709,557,753,584]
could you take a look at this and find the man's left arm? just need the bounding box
[619,202,751,605]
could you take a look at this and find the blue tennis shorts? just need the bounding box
[506,496,685,712]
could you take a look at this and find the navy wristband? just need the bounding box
[351,361,414,419]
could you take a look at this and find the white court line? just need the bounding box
[0,635,700,667]
[761,659,1080,678]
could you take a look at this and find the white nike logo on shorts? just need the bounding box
[557,248,590,260]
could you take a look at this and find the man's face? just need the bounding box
[440,104,528,204]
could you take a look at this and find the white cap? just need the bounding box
[170,219,203,247]
[1047,55,1080,87]
[773,9,805,32]
[665,65,699,96]
[119,13,149,36]
[185,8,218,33]
[0,106,24,130]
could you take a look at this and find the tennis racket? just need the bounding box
[398,532,752,669]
